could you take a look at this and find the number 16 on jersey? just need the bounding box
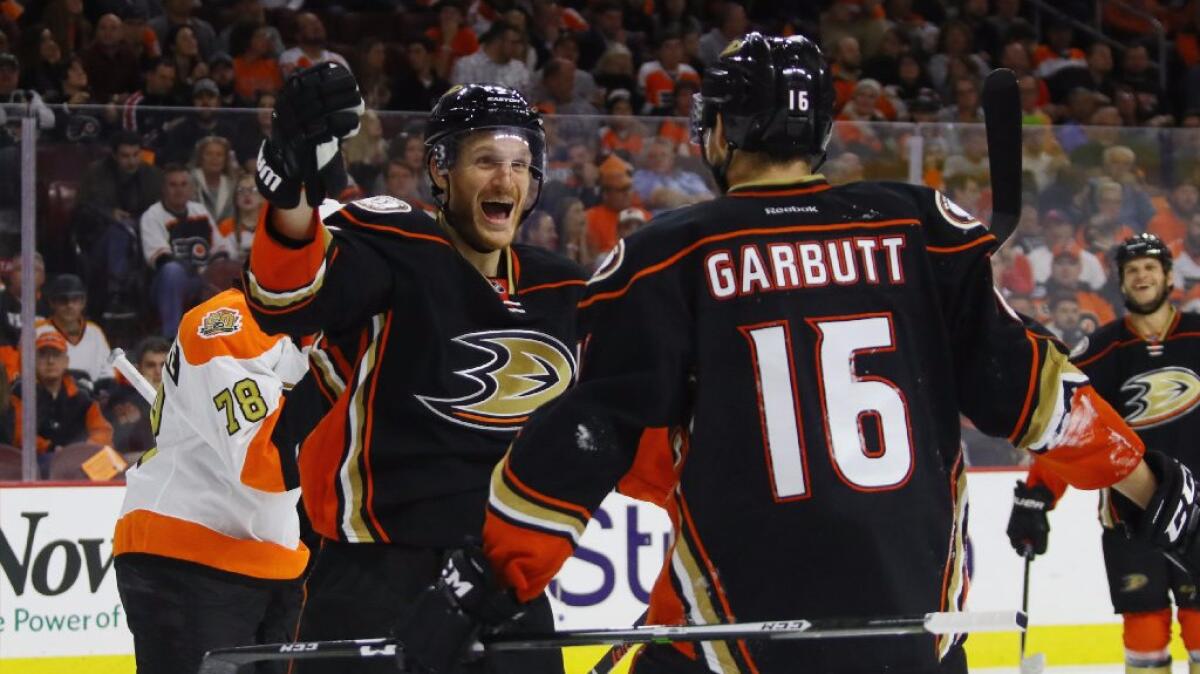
[740,312,915,501]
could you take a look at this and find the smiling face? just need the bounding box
[436,130,536,252]
[1121,257,1171,314]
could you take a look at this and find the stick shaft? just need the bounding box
[1021,551,1032,658]
[108,348,157,404]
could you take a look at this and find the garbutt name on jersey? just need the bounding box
[705,235,907,299]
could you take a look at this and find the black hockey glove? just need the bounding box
[1112,450,1200,574]
[256,62,363,209]
[393,546,525,674]
[1006,481,1053,558]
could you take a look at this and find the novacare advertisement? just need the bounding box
[0,486,131,659]
[0,473,1145,670]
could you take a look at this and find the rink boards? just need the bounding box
[0,471,1179,672]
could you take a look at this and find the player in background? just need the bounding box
[245,63,583,674]
[392,34,1200,674]
[1008,233,1200,674]
[112,288,310,674]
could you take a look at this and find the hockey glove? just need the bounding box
[256,62,363,209]
[1112,450,1200,574]
[393,546,525,674]
[1006,481,1053,558]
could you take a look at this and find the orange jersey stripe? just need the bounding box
[521,279,587,294]
[336,208,453,247]
[503,460,593,520]
[250,210,327,291]
[484,512,576,602]
[926,234,996,254]
[579,219,920,309]
[1035,385,1144,489]
[239,402,288,493]
[114,509,308,580]
[1007,331,1042,444]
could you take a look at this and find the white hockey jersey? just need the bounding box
[34,318,112,384]
[114,289,311,580]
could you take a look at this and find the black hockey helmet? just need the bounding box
[1115,232,1173,279]
[424,84,547,214]
[690,32,834,188]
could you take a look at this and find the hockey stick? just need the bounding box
[587,608,648,674]
[981,67,1022,247]
[1019,547,1046,674]
[198,611,1026,674]
[107,348,157,404]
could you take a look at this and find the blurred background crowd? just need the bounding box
[2,0,1200,469]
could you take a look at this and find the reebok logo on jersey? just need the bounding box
[764,205,818,215]
[1120,366,1200,429]
[198,308,243,338]
[416,330,577,432]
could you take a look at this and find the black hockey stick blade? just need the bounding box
[199,611,1026,672]
[981,67,1022,247]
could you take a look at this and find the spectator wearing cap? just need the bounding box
[390,37,450,112]
[207,52,238,107]
[83,14,141,102]
[34,274,112,386]
[279,12,350,79]
[1039,249,1116,334]
[155,78,237,167]
[1027,209,1108,292]
[140,163,234,337]
[617,207,647,239]
[598,89,644,158]
[699,2,748,69]
[450,21,532,95]
[587,158,650,255]
[0,53,54,133]
[632,137,712,212]
[11,330,113,454]
[637,29,699,114]
[149,0,216,62]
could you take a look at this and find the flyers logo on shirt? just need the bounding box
[1121,366,1200,428]
[417,330,577,432]
[198,308,242,338]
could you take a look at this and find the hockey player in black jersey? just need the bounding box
[1009,233,1200,674]
[391,34,1200,674]
[245,64,581,673]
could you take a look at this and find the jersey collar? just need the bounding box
[727,174,830,198]
[1123,305,1180,343]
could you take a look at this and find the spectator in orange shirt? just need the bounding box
[830,34,862,111]
[1042,251,1117,334]
[585,165,649,255]
[637,28,699,113]
[1148,182,1200,245]
[231,22,282,101]
[598,89,645,160]
[11,331,113,454]
[428,0,479,80]
[1033,20,1085,78]
[656,78,699,156]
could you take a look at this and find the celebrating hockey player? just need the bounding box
[113,288,310,674]
[1009,233,1200,674]
[391,34,1200,674]
[245,63,582,674]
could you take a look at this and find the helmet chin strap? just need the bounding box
[701,131,737,193]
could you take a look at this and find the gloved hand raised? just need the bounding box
[256,62,363,209]
[393,546,524,674]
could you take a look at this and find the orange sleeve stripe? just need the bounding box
[249,209,328,291]
[520,279,587,294]
[1074,339,1124,368]
[1007,331,1042,444]
[502,460,593,520]
[1024,457,1070,502]
[926,234,997,254]
[114,509,309,580]
[579,218,920,309]
[484,511,576,602]
[239,402,288,493]
[336,208,453,247]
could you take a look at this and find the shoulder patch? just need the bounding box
[588,239,626,285]
[934,190,983,231]
[1069,336,1089,360]
[352,195,413,214]
[198,307,243,339]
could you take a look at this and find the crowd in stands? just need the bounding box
[4,0,1200,468]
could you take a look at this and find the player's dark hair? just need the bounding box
[161,162,190,177]
[135,336,172,363]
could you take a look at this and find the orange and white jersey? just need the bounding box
[114,289,310,580]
